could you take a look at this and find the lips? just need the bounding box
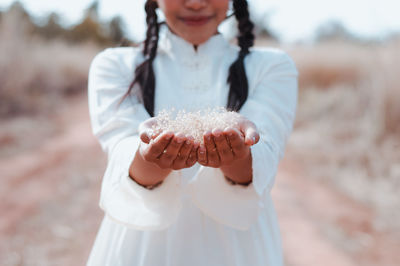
[180,15,213,26]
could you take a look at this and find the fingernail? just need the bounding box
[186,140,191,145]
[176,138,183,144]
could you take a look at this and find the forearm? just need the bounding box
[220,152,253,185]
[129,149,172,187]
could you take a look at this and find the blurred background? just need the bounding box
[0,0,399,265]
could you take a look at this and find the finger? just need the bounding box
[140,130,153,144]
[197,145,207,165]
[150,127,163,140]
[158,133,185,168]
[143,131,173,162]
[244,123,260,146]
[172,137,193,169]
[186,143,199,167]
[138,117,158,143]
[237,119,260,146]
[213,128,234,165]
[204,131,220,167]
[226,128,247,157]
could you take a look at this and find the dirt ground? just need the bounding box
[0,96,399,266]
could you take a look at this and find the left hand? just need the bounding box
[197,116,260,168]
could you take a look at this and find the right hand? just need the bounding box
[138,118,198,170]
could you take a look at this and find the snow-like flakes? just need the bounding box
[152,107,242,144]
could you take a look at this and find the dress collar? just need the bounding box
[158,23,230,59]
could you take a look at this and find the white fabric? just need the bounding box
[87,24,298,266]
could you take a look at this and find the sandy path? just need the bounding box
[0,96,398,265]
[274,160,399,266]
[0,98,106,265]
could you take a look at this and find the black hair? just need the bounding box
[123,0,254,116]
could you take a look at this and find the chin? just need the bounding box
[170,22,218,45]
[183,31,216,46]
[187,36,209,46]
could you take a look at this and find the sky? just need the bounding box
[0,0,399,43]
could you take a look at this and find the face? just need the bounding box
[154,0,230,45]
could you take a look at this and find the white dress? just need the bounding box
[87,24,298,266]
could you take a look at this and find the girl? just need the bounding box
[87,0,298,265]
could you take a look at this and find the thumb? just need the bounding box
[243,123,260,146]
[140,129,153,144]
[139,117,158,144]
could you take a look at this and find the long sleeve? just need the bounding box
[88,48,182,230]
[188,50,298,230]
[241,51,299,196]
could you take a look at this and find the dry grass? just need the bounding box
[293,42,367,89]
[290,39,400,137]
[282,38,400,233]
[0,12,101,117]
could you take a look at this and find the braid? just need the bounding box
[121,0,159,117]
[226,0,255,111]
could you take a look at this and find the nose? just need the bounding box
[184,0,207,10]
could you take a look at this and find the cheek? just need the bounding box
[214,0,230,10]
[157,0,179,18]
[213,0,230,21]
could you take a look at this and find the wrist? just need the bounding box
[220,152,253,185]
[129,148,171,189]
[224,174,252,186]
[129,172,164,190]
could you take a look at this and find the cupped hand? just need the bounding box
[197,116,260,168]
[138,118,198,170]
[138,117,159,144]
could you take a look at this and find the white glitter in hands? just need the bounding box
[152,107,242,144]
